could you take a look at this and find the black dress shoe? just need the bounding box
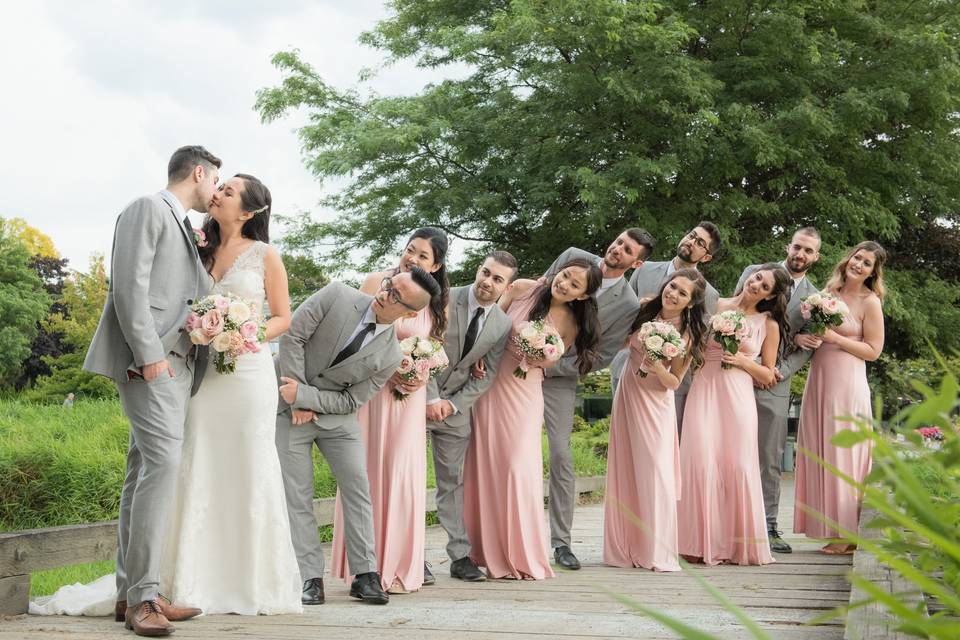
[349,572,390,604]
[554,546,581,570]
[301,577,325,605]
[768,529,793,554]
[450,557,486,582]
[423,561,436,586]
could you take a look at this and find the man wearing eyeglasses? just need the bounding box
[611,222,722,432]
[275,267,439,608]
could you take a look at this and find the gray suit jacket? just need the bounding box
[629,260,719,315]
[543,247,640,381]
[736,264,818,398]
[427,286,512,428]
[84,193,209,382]
[276,281,402,430]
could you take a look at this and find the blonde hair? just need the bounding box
[825,240,887,301]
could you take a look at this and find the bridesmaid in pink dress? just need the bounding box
[794,241,886,555]
[604,269,707,571]
[464,259,602,579]
[678,263,792,566]
[331,227,450,593]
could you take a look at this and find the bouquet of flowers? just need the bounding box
[710,310,750,369]
[513,319,565,379]
[634,321,684,378]
[799,292,849,336]
[393,336,449,401]
[184,293,265,374]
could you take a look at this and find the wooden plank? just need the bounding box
[0,574,29,616]
[843,506,926,640]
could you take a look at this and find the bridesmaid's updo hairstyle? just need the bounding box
[825,240,887,302]
[198,173,271,270]
[401,227,449,342]
[629,269,708,371]
[528,258,602,376]
[738,262,793,360]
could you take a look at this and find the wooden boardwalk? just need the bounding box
[1,475,851,639]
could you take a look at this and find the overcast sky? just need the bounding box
[0,1,455,271]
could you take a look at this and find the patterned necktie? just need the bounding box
[461,307,484,356]
[332,322,376,366]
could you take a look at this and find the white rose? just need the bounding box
[807,293,822,306]
[228,301,251,323]
[644,335,665,351]
[189,328,209,345]
[414,339,435,357]
[399,336,418,355]
[212,332,233,353]
[519,324,539,342]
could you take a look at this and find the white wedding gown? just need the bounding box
[32,241,302,616]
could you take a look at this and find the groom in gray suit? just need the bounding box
[542,229,653,570]
[275,268,439,606]
[736,227,821,554]
[424,251,515,583]
[612,222,722,431]
[84,146,220,636]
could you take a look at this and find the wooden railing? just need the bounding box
[0,475,605,615]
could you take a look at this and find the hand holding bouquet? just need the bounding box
[800,292,849,336]
[185,293,265,374]
[393,336,449,401]
[634,321,684,378]
[710,310,750,370]
[512,319,565,379]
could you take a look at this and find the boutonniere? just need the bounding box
[192,228,208,248]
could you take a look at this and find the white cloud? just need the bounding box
[0,0,465,272]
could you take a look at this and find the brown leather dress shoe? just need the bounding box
[115,600,127,622]
[157,594,202,621]
[125,600,174,637]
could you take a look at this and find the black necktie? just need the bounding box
[183,216,200,256]
[332,322,376,366]
[461,307,484,356]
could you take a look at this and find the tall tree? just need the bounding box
[257,0,960,358]
[17,255,71,388]
[0,219,50,386]
[2,217,59,258]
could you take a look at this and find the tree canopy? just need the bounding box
[0,219,50,385]
[257,0,960,359]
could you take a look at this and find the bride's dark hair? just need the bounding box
[628,268,708,371]
[198,173,271,271]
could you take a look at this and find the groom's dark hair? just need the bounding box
[168,145,222,182]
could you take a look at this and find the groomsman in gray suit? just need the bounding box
[275,268,439,607]
[84,146,220,636]
[736,227,821,554]
[542,229,653,570]
[614,222,722,432]
[424,251,516,583]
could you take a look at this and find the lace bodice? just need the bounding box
[212,241,268,310]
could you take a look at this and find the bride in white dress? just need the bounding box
[32,174,302,617]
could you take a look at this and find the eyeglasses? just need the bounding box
[380,277,419,312]
[687,231,710,252]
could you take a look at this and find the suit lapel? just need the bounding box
[327,300,367,369]
[454,288,469,357]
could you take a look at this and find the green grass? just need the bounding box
[30,560,115,597]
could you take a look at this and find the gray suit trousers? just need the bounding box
[115,353,193,605]
[427,419,472,562]
[756,390,790,528]
[276,413,377,579]
[542,377,579,549]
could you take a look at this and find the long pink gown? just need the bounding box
[331,308,431,591]
[603,320,684,571]
[463,289,556,580]
[677,312,774,566]
[794,307,873,539]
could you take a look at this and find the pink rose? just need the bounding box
[415,359,432,379]
[661,342,679,358]
[214,296,231,312]
[529,333,547,350]
[800,302,811,319]
[822,297,839,314]
[735,325,751,341]
[185,312,201,331]
[720,318,737,335]
[543,343,560,361]
[240,320,258,339]
[201,309,225,338]
[397,356,414,374]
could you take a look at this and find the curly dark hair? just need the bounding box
[527,258,603,376]
[628,268,708,371]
